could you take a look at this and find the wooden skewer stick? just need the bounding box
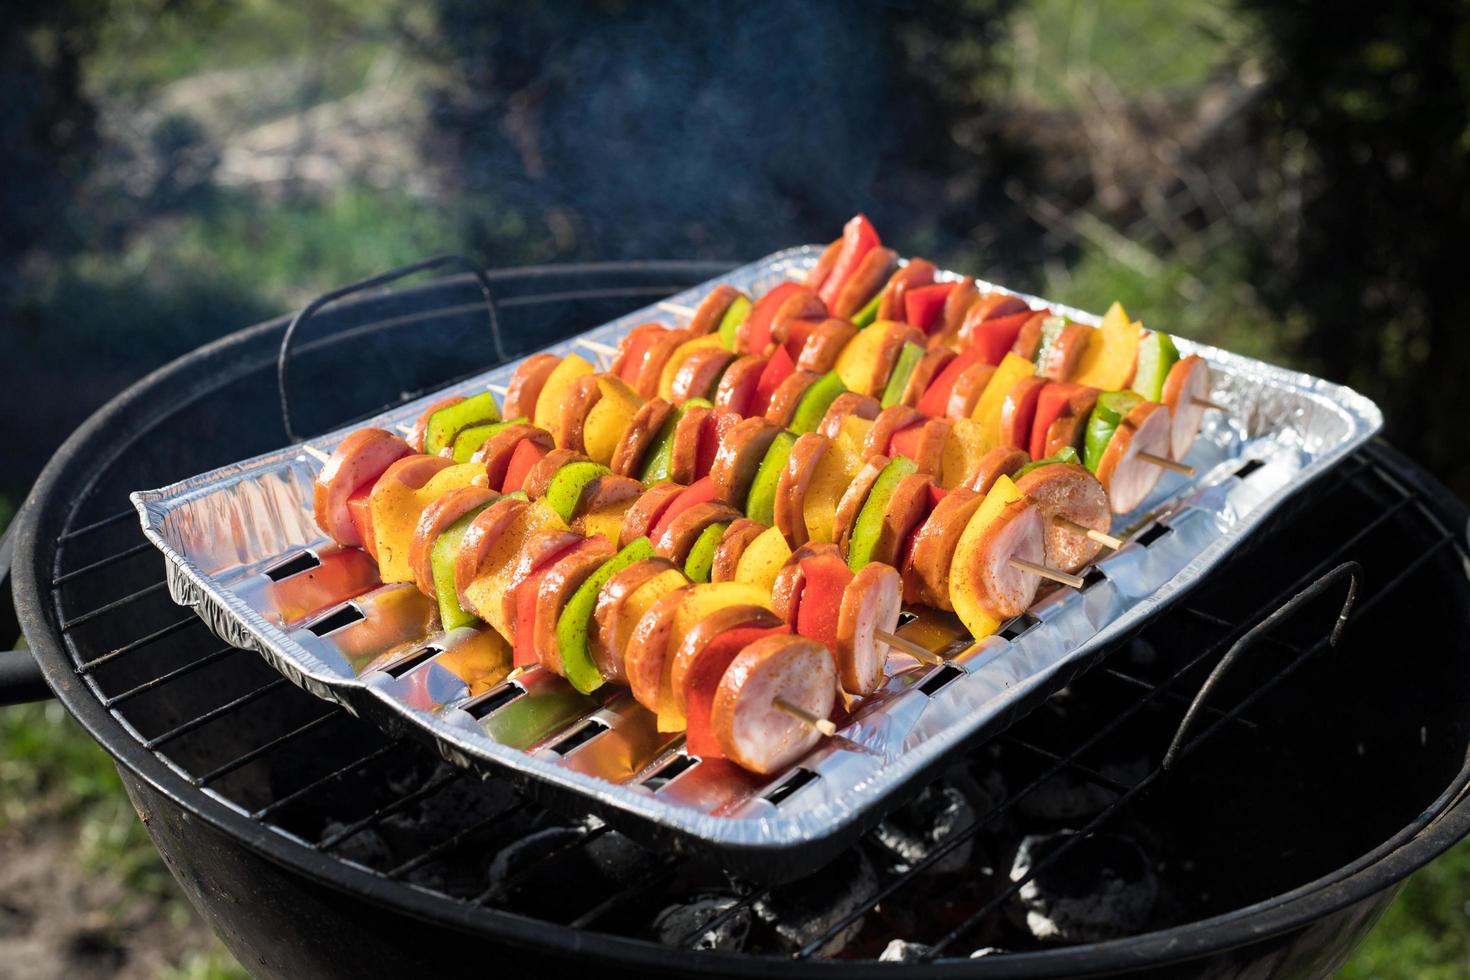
[488,384,508,397]
[301,444,331,465]
[394,423,413,435]
[576,338,618,357]
[785,268,807,282]
[1192,397,1228,412]
[773,697,837,737]
[1010,557,1086,589]
[875,628,944,666]
[1138,452,1195,476]
[1053,516,1124,550]
[657,301,695,319]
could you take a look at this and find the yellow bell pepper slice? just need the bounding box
[371,462,487,584]
[970,353,1037,451]
[947,474,1023,640]
[532,353,595,433]
[1073,301,1142,391]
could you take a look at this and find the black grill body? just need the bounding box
[11,262,1470,978]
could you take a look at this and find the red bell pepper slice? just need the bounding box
[969,310,1034,366]
[698,411,738,480]
[684,623,789,758]
[782,316,821,361]
[346,482,377,560]
[1029,382,1086,461]
[795,553,854,653]
[927,483,947,508]
[743,282,802,356]
[648,476,719,542]
[817,214,882,308]
[915,345,986,417]
[509,538,585,667]
[903,282,955,333]
[500,438,548,494]
[886,421,927,463]
[751,345,795,417]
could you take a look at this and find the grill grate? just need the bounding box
[40,438,1466,960]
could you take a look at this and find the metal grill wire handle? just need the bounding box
[276,254,504,443]
[1163,560,1362,770]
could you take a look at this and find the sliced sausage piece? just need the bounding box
[409,486,497,596]
[709,416,783,507]
[610,323,666,378]
[624,587,691,713]
[833,455,890,553]
[500,527,584,641]
[711,518,765,583]
[1096,401,1173,514]
[670,605,784,716]
[769,289,828,350]
[1161,354,1211,461]
[521,447,588,501]
[712,354,768,417]
[406,396,465,453]
[554,373,603,454]
[898,348,956,407]
[903,418,951,476]
[532,536,616,675]
[969,498,1045,620]
[832,246,899,319]
[504,353,561,420]
[712,635,837,775]
[610,398,675,478]
[803,239,842,291]
[903,488,983,609]
[999,375,1047,451]
[631,329,693,399]
[313,428,412,547]
[964,447,1030,495]
[1039,322,1093,382]
[863,405,923,459]
[574,473,643,515]
[938,276,979,345]
[592,557,679,683]
[1039,386,1101,460]
[671,347,736,406]
[868,322,927,398]
[473,423,553,491]
[1015,462,1110,573]
[945,362,997,420]
[618,483,686,549]
[667,405,711,486]
[653,501,742,564]
[774,432,829,547]
[770,542,843,624]
[764,370,821,428]
[876,259,937,322]
[1011,312,1049,360]
[836,562,903,695]
[817,392,882,440]
[958,293,1031,345]
[688,284,741,336]
[453,497,529,610]
[796,318,859,374]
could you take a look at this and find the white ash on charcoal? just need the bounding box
[753,849,879,957]
[1016,754,1149,822]
[870,784,978,876]
[652,895,752,952]
[879,939,931,962]
[1008,831,1158,943]
[580,830,651,884]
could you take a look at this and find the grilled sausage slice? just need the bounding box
[803,240,842,291]
[833,455,890,552]
[473,423,553,491]
[901,418,951,476]
[712,635,837,775]
[935,276,979,346]
[769,289,828,352]
[817,392,882,440]
[864,405,923,459]
[406,396,465,454]
[618,483,686,549]
[903,488,983,609]
[453,497,529,610]
[521,447,588,501]
[946,362,997,420]
[713,354,768,417]
[592,556,679,683]
[796,318,860,374]
[667,404,711,486]
[1000,375,1047,452]
[624,587,691,713]
[1039,322,1093,382]
[832,247,899,319]
[876,259,937,322]
[764,370,821,428]
[774,432,829,547]
[631,329,693,399]
[500,528,584,642]
[867,322,927,398]
[770,542,842,624]
[653,501,742,564]
[968,498,1045,620]
[964,447,1030,495]
[872,473,934,568]
[671,347,736,405]
[554,373,603,454]
[688,284,741,336]
[1011,312,1049,360]
[709,416,783,507]
[313,428,412,547]
[711,519,766,583]
[669,605,784,716]
[1161,354,1211,461]
[532,536,616,675]
[409,486,497,596]
[958,293,1032,345]
[1015,462,1110,573]
[609,323,665,378]
[837,562,903,695]
[898,348,956,407]
[504,353,561,420]
[1096,401,1172,514]
[610,398,675,478]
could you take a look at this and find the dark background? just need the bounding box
[2,1,1468,976]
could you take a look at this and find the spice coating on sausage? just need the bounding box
[1096,401,1172,514]
[836,562,903,695]
[313,428,412,547]
[711,635,837,775]
[1015,462,1109,573]
[610,398,675,478]
[504,354,561,420]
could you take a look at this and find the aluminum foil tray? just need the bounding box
[132,247,1382,880]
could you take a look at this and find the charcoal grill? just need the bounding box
[5,259,1470,978]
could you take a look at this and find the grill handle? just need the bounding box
[276,254,502,443]
[1163,560,1362,770]
[0,523,52,705]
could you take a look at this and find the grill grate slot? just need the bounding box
[306,604,364,636]
[263,550,322,581]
